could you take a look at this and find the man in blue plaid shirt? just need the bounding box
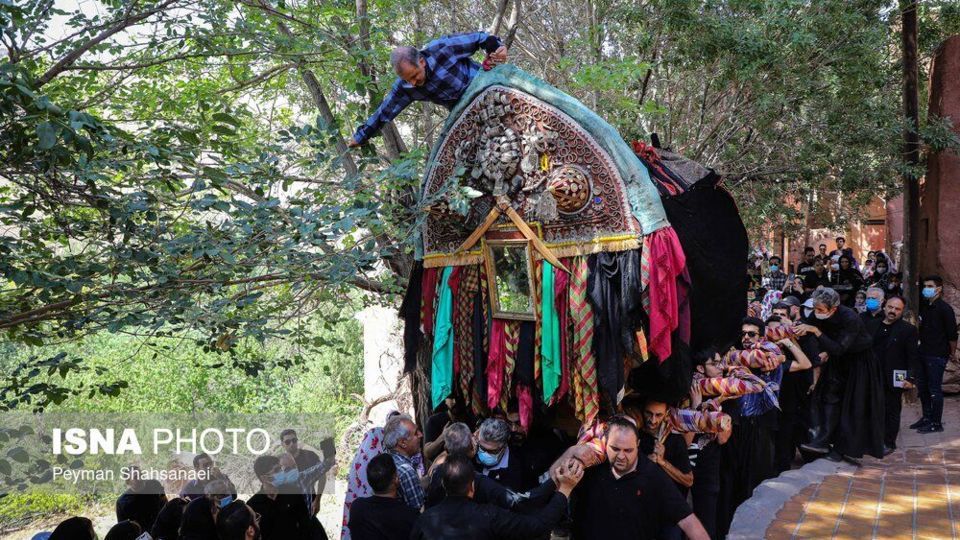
[383,413,427,510]
[348,32,508,147]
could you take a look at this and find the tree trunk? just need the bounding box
[901,0,920,309]
[355,0,408,160]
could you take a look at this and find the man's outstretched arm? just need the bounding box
[349,81,411,146]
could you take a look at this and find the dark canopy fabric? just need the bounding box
[661,182,748,354]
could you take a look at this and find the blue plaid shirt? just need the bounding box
[389,450,425,510]
[740,341,784,417]
[352,32,503,144]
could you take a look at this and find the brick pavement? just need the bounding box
[755,396,960,540]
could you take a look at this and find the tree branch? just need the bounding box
[36,0,183,88]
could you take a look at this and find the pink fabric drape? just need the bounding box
[421,268,440,337]
[517,383,533,431]
[486,320,507,410]
[646,227,687,362]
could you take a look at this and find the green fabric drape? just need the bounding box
[541,262,561,401]
[432,266,455,409]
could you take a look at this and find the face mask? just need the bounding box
[477,449,502,467]
[770,265,779,273]
[271,469,299,486]
[831,264,840,271]
[923,287,938,299]
[803,307,813,318]
[815,310,831,320]
[865,298,881,311]
[218,495,234,508]
[876,267,887,275]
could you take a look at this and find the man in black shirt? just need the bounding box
[638,397,693,540]
[180,452,237,501]
[913,276,958,433]
[349,453,419,540]
[571,417,709,540]
[248,455,311,539]
[637,398,692,496]
[866,296,919,453]
[861,287,886,324]
[423,422,556,512]
[797,247,817,277]
[411,454,579,540]
[769,307,819,472]
[115,466,167,533]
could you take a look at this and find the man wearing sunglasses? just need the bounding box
[280,429,333,539]
[718,317,786,538]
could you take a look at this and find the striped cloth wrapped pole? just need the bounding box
[694,370,768,398]
[722,343,785,372]
[500,321,520,411]
[569,256,600,426]
[533,258,542,383]
[765,324,796,343]
[668,408,732,433]
[455,265,480,405]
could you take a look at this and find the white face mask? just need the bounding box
[803,307,813,318]
[814,310,831,320]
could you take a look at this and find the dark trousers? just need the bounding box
[692,483,720,540]
[808,362,845,447]
[883,387,903,448]
[776,373,811,472]
[918,355,948,424]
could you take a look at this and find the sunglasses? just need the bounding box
[741,331,759,338]
[283,437,298,445]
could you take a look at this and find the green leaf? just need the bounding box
[36,122,58,150]
[212,112,242,127]
[7,447,28,463]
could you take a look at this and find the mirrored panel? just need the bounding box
[484,239,536,321]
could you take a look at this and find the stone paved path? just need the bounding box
[737,395,960,539]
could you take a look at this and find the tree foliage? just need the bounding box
[0,0,958,407]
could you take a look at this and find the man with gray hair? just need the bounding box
[861,286,886,324]
[348,33,508,147]
[383,414,425,510]
[797,287,885,463]
[476,418,534,492]
[424,422,556,512]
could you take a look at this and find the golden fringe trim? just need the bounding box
[423,252,483,268]
[423,235,640,268]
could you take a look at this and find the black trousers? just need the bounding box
[884,387,903,448]
[808,361,846,447]
[693,441,722,540]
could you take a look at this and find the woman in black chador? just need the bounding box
[797,287,885,461]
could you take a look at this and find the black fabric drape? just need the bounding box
[587,251,643,408]
[401,262,424,374]
[472,290,488,408]
[515,321,536,386]
[661,184,748,353]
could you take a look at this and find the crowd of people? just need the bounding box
[32,238,959,540]
[34,429,335,540]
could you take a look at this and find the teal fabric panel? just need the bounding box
[541,262,561,401]
[431,266,455,409]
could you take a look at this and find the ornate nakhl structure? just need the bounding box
[401,64,749,432]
